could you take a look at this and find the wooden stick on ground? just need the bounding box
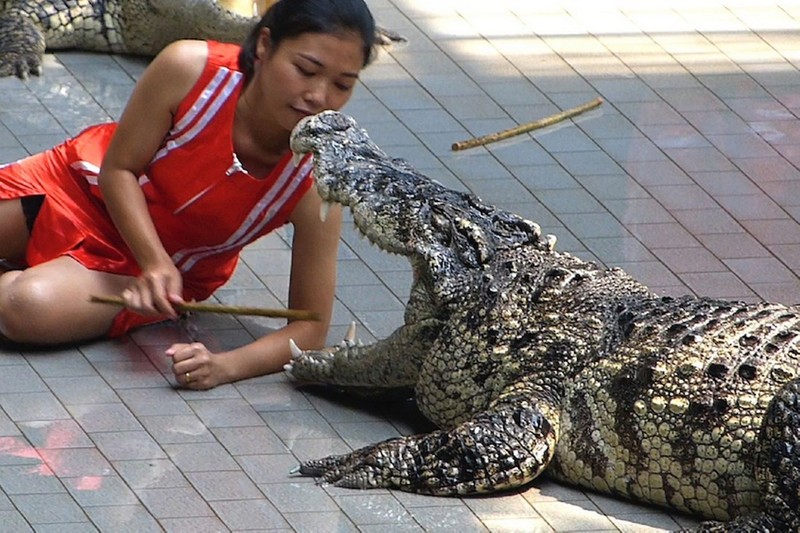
[451,97,604,151]
[89,294,321,321]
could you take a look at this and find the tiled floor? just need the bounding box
[1,0,799,530]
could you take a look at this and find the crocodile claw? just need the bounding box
[296,444,395,490]
[0,53,42,79]
[0,14,46,80]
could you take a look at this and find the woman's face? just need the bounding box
[253,29,366,133]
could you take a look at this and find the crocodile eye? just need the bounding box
[545,268,569,283]
[431,213,448,230]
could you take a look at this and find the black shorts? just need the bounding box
[21,195,44,233]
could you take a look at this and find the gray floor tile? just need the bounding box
[10,492,87,525]
[187,398,265,428]
[161,442,240,473]
[210,425,288,456]
[135,486,214,519]
[137,414,216,445]
[185,470,263,501]
[45,377,119,406]
[236,381,315,414]
[282,510,359,533]
[1,0,799,531]
[90,430,167,462]
[332,420,402,450]
[91,360,170,389]
[285,437,352,464]
[24,349,98,378]
[532,499,617,532]
[37,448,114,479]
[407,504,488,532]
[260,481,339,513]
[113,459,190,491]
[208,498,289,530]
[30,522,98,533]
[0,365,47,394]
[334,493,416,527]
[0,392,71,422]
[66,403,142,433]
[83,504,162,533]
[237,453,304,485]
[115,387,194,417]
[157,516,231,533]
[63,475,138,507]
[0,436,41,467]
[671,208,743,235]
[17,420,93,450]
[259,409,339,442]
[0,464,65,495]
[0,513,33,533]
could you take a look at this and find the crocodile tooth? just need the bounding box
[320,201,332,222]
[289,338,302,358]
[345,321,357,345]
[292,150,304,166]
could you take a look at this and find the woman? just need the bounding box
[0,0,377,389]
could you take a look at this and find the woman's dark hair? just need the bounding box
[238,0,377,81]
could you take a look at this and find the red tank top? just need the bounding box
[66,41,313,296]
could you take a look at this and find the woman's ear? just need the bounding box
[255,27,272,60]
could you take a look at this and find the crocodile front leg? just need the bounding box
[0,10,45,79]
[285,319,441,388]
[295,383,560,495]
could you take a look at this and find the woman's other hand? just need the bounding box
[167,342,228,390]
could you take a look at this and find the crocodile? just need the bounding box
[0,0,404,79]
[285,110,800,532]
[0,0,257,78]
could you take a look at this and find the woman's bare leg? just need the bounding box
[0,198,31,266]
[0,256,135,344]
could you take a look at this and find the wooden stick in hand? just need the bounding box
[89,294,321,321]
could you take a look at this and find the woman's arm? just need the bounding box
[168,185,343,388]
[98,40,208,318]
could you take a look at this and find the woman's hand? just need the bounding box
[167,342,227,390]
[99,41,207,321]
[121,260,184,319]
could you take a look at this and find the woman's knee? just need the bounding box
[0,270,63,342]
[0,258,128,344]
